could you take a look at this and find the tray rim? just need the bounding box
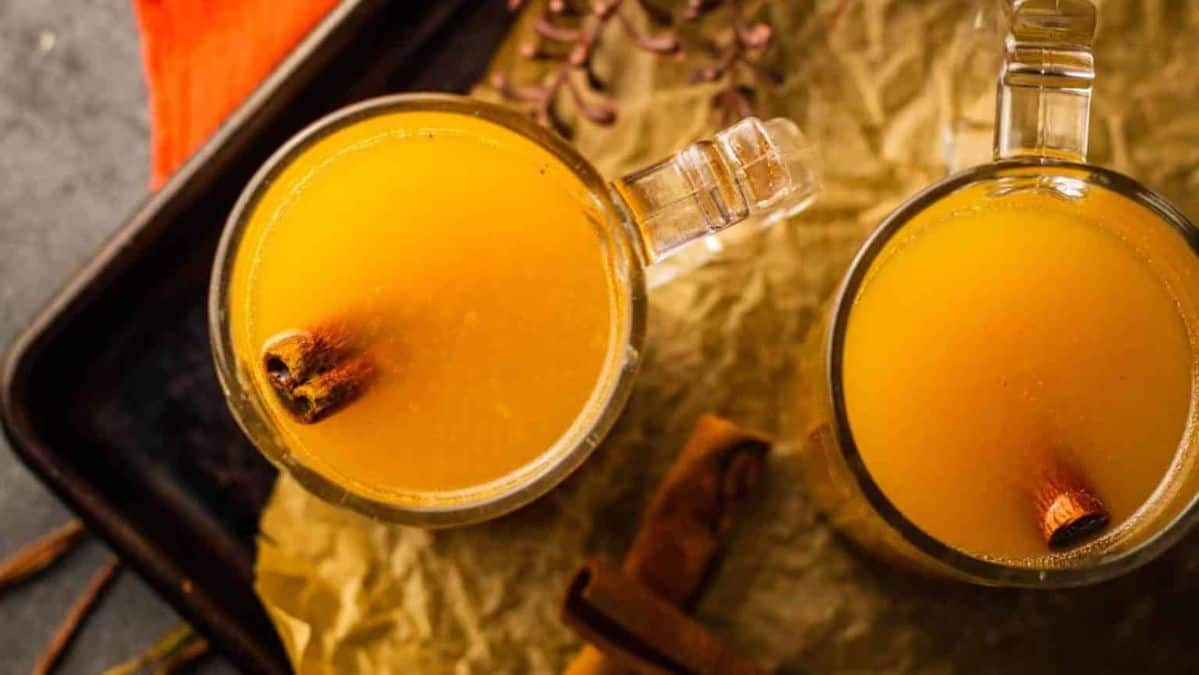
[0,0,502,671]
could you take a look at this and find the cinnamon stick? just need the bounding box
[562,414,771,675]
[1032,457,1110,550]
[624,414,770,606]
[0,520,86,594]
[288,353,376,424]
[262,321,375,423]
[262,323,356,390]
[34,556,121,675]
[563,559,771,675]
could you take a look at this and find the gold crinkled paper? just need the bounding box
[254,1,1199,673]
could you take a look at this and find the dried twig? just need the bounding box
[497,0,852,134]
[495,0,679,134]
[102,624,205,675]
[686,0,783,125]
[34,556,122,675]
[0,520,87,594]
[153,635,209,675]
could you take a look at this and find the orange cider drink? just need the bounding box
[842,184,1198,562]
[790,1,1199,585]
[212,95,819,525]
[227,110,615,496]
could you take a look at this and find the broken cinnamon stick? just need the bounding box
[262,322,375,423]
[624,414,770,606]
[0,520,86,594]
[1033,457,1110,550]
[262,322,356,390]
[563,559,771,675]
[562,414,771,675]
[288,352,376,424]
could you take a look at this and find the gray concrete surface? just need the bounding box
[0,2,235,673]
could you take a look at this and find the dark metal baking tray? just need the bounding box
[0,1,514,672]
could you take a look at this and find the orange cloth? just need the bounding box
[134,0,339,188]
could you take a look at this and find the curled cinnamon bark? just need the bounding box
[261,321,375,423]
[625,414,770,606]
[562,414,772,675]
[563,559,771,675]
[1032,456,1110,550]
[288,353,376,424]
[34,557,121,675]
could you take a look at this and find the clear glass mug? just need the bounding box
[789,0,1199,586]
[211,94,819,526]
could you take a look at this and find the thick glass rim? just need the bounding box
[209,93,647,527]
[826,158,1199,586]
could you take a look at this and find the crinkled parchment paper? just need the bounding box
[255,2,1199,673]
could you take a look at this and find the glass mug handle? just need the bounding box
[994,0,1097,162]
[608,118,821,268]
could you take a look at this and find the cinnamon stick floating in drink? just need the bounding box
[261,321,375,423]
[563,559,771,675]
[561,414,771,675]
[1032,455,1110,550]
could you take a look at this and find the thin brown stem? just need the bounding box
[497,0,636,134]
[101,624,195,675]
[534,15,583,43]
[496,0,847,133]
[539,65,571,130]
[490,74,548,103]
[152,636,209,675]
[0,520,86,594]
[689,0,781,123]
[564,78,618,124]
[34,557,121,675]
[616,11,680,54]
